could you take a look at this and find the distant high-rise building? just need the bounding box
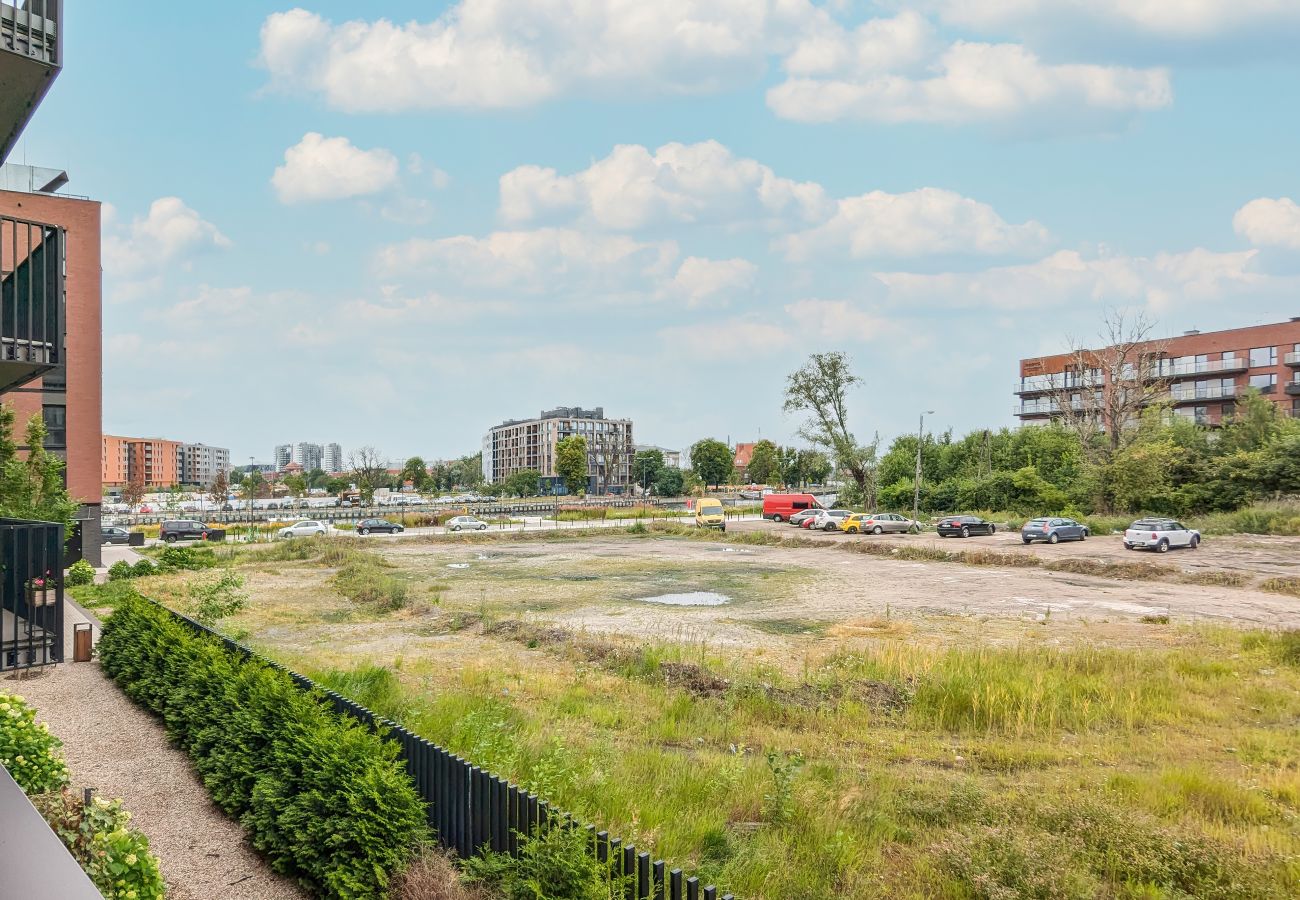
[324,442,344,473]
[292,442,324,472]
[274,444,293,471]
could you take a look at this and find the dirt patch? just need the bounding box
[660,662,731,698]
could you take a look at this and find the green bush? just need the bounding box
[106,560,134,582]
[156,544,218,571]
[464,824,627,900]
[37,792,166,900]
[0,692,69,794]
[65,559,96,587]
[97,594,427,899]
[131,559,157,578]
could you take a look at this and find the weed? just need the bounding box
[391,846,491,900]
[761,749,805,826]
[1140,614,1171,625]
[187,571,247,628]
[463,824,629,900]
[1259,576,1300,598]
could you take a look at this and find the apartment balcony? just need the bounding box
[1169,384,1238,403]
[0,518,64,671]
[1015,399,1085,417]
[1013,375,1101,395]
[1154,358,1249,379]
[0,212,62,391]
[0,1,61,163]
[1285,352,1300,367]
[1285,381,1300,397]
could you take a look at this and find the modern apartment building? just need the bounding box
[1,2,104,565]
[1015,319,1300,429]
[273,443,292,471]
[324,442,343,474]
[103,435,230,489]
[274,441,342,473]
[484,406,634,494]
[633,444,682,468]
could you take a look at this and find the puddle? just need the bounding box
[637,591,730,607]
[719,547,754,554]
[447,563,471,569]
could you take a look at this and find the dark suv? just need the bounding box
[159,519,209,543]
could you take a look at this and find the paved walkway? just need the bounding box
[9,603,306,900]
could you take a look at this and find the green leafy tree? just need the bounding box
[399,456,429,491]
[555,435,589,496]
[455,452,485,489]
[324,476,351,495]
[631,449,665,493]
[306,468,329,490]
[690,438,733,488]
[208,469,229,509]
[0,404,77,531]
[783,353,880,506]
[240,469,269,500]
[801,449,832,485]
[282,473,307,498]
[654,466,684,496]
[745,439,780,485]
[504,468,541,497]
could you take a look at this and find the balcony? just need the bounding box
[1286,352,1300,367]
[1015,399,1084,417]
[0,213,62,391]
[0,1,61,163]
[1014,374,1101,395]
[1169,384,1238,403]
[1153,357,1249,378]
[0,518,64,671]
[1285,381,1300,397]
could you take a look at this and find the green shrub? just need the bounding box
[65,559,96,587]
[464,824,627,900]
[188,571,247,627]
[0,692,69,794]
[37,792,166,900]
[131,558,157,578]
[96,594,427,899]
[107,560,134,582]
[334,556,409,610]
[156,544,218,571]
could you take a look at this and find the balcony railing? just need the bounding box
[1169,384,1238,403]
[1155,358,1249,378]
[1285,381,1300,397]
[0,518,64,671]
[1015,399,1085,417]
[0,1,59,65]
[1285,352,1300,367]
[1,2,62,162]
[0,213,62,391]
[1014,375,1101,395]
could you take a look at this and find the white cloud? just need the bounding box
[784,298,894,342]
[272,132,399,203]
[778,187,1050,260]
[343,292,518,323]
[671,257,756,307]
[782,9,936,78]
[925,0,1300,41]
[659,318,793,359]
[102,197,230,277]
[258,2,814,112]
[499,140,830,230]
[873,247,1270,312]
[376,227,679,294]
[1233,197,1300,251]
[768,35,1171,126]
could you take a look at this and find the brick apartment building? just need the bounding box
[0,1,104,564]
[1016,319,1300,429]
[103,435,230,490]
[483,406,634,494]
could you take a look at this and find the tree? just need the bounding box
[240,469,269,500]
[1043,309,1171,459]
[801,450,832,486]
[504,468,541,498]
[325,476,351,495]
[306,468,329,490]
[690,439,732,489]
[632,449,665,493]
[555,435,589,496]
[455,453,485,489]
[783,353,879,505]
[122,470,146,508]
[208,470,229,509]
[0,404,77,531]
[654,466,684,497]
[349,447,389,505]
[400,456,430,491]
[745,440,780,485]
[282,473,307,498]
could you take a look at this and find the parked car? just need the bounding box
[694,498,726,531]
[789,508,822,527]
[356,518,404,535]
[278,520,329,540]
[447,515,488,532]
[101,526,131,545]
[845,513,916,535]
[763,493,823,523]
[1021,517,1089,544]
[160,519,211,543]
[1124,519,1200,552]
[809,509,853,531]
[936,515,997,538]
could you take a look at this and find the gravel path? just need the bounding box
[10,639,307,900]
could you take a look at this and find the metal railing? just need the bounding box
[1286,352,1300,366]
[0,518,63,671]
[1015,399,1085,416]
[0,213,62,382]
[1014,375,1100,394]
[1154,358,1247,378]
[1169,384,1238,402]
[0,1,59,63]
[155,600,737,900]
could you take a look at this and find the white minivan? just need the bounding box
[1123,519,1200,552]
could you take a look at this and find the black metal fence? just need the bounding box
[155,601,737,899]
[0,518,64,671]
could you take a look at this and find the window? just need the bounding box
[1249,346,1277,367]
[1249,373,1277,393]
[41,404,66,447]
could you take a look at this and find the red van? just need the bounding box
[762,493,823,523]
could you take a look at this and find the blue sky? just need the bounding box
[17,1,1300,464]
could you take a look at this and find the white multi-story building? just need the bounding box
[275,441,344,473]
[484,406,634,494]
[180,443,230,489]
[634,444,682,469]
[324,442,344,474]
[274,444,293,471]
[292,442,324,472]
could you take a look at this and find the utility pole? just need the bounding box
[248,456,255,541]
[912,411,934,531]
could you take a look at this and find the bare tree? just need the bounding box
[208,470,229,510]
[1039,309,1171,459]
[349,446,389,505]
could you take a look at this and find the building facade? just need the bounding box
[180,443,230,488]
[484,406,634,494]
[103,435,229,489]
[273,443,292,471]
[324,442,343,474]
[275,441,342,473]
[633,444,682,469]
[1016,319,1300,429]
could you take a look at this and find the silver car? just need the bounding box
[855,513,916,534]
[1124,519,1200,552]
[447,516,488,532]
[809,509,853,532]
[278,520,329,539]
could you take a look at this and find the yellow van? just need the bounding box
[694,498,726,531]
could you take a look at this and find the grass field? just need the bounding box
[88,534,1300,899]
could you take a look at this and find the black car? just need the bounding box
[936,515,997,537]
[101,526,130,545]
[159,519,210,543]
[356,518,404,536]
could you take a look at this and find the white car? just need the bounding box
[1123,519,1200,552]
[808,509,853,532]
[446,516,488,532]
[278,520,329,539]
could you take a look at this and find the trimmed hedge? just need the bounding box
[97,595,428,899]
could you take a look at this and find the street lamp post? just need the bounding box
[248,456,255,541]
[912,411,934,531]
